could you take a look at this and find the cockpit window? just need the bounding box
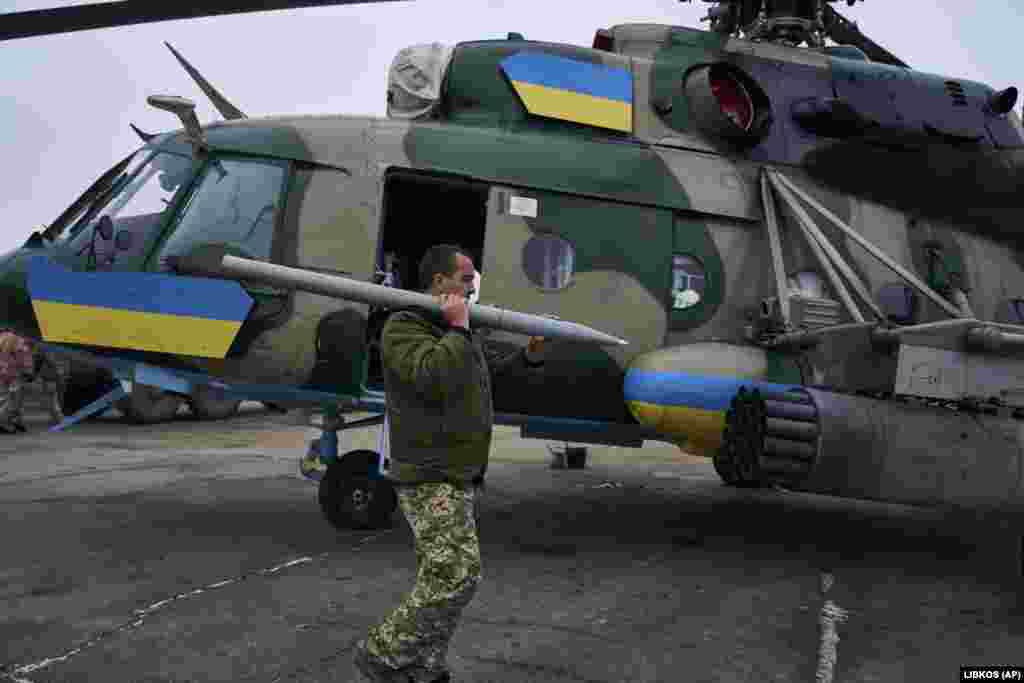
[61,150,194,268]
[157,157,287,266]
[48,149,147,239]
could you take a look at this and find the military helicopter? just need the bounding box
[4,0,1024,541]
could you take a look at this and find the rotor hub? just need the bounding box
[690,0,863,48]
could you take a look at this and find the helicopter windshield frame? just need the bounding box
[55,148,198,270]
[149,153,292,274]
[53,148,154,244]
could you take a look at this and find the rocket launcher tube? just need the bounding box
[209,253,628,347]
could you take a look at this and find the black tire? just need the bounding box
[189,386,241,420]
[117,385,183,424]
[61,370,120,419]
[318,449,398,530]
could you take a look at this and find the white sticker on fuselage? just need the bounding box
[509,196,538,218]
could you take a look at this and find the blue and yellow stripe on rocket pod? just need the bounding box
[624,349,802,457]
[500,52,633,132]
[27,256,253,358]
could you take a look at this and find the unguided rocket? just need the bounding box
[190,252,628,347]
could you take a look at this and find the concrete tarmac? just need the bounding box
[2,398,1024,683]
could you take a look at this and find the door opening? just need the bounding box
[365,170,489,390]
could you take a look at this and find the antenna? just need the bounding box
[129,123,156,142]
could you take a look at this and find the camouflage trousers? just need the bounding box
[366,481,482,677]
[36,357,66,423]
[0,381,25,428]
[41,380,63,423]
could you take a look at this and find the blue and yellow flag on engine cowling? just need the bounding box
[27,256,253,358]
[500,52,633,133]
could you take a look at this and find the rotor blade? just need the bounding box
[822,4,909,68]
[130,123,156,142]
[0,0,409,42]
[165,42,246,120]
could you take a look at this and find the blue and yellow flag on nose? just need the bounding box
[500,52,633,133]
[27,256,253,358]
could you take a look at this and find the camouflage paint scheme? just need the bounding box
[5,23,1024,477]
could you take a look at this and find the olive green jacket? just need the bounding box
[380,305,543,486]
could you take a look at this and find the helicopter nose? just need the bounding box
[0,245,46,339]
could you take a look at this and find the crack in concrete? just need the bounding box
[0,673,35,683]
[0,527,395,682]
[0,557,317,681]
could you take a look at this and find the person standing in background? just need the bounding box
[32,344,66,426]
[0,330,36,433]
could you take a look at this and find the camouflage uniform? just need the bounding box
[357,305,543,682]
[362,482,481,681]
[0,332,35,432]
[32,348,66,424]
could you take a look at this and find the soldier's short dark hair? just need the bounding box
[418,244,470,291]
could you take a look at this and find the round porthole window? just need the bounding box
[671,254,706,310]
[787,270,825,299]
[522,233,575,290]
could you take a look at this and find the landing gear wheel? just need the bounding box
[189,386,241,420]
[318,449,398,530]
[117,385,183,424]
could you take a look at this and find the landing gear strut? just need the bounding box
[306,407,398,530]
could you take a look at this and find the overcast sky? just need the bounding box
[1,0,1019,255]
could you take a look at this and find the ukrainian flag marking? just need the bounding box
[500,52,633,132]
[624,369,801,457]
[27,256,253,358]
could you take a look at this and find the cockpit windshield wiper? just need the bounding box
[64,171,134,241]
[42,151,136,242]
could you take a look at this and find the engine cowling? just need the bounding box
[684,63,774,144]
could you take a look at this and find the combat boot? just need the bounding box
[352,640,451,683]
[352,640,409,683]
